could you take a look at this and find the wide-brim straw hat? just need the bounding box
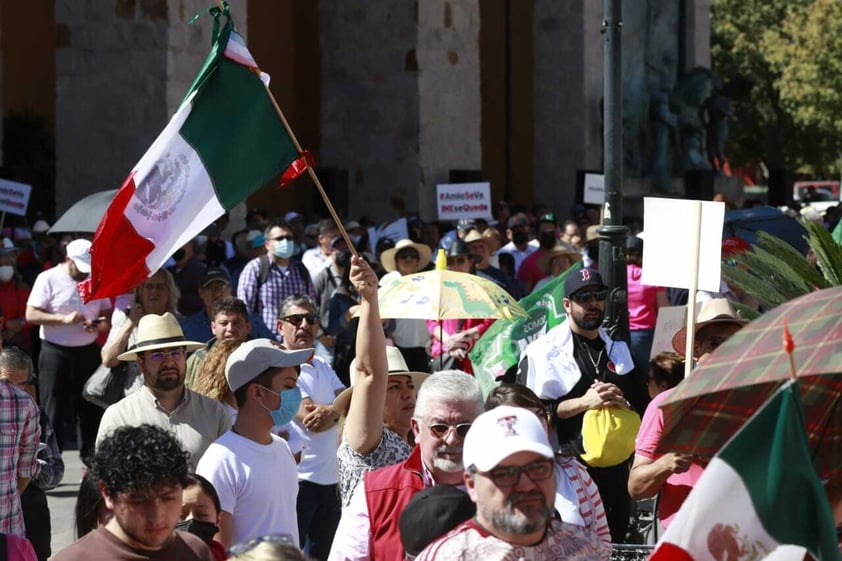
[463,230,492,251]
[118,312,205,361]
[537,243,582,274]
[671,298,748,356]
[333,346,429,415]
[380,239,432,273]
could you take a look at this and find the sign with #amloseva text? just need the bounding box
[436,182,493,221]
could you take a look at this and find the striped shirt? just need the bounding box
[557,457,612,558]
[0,381,41,536]
[237,255,316,337]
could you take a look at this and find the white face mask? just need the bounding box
[0,265,14,282]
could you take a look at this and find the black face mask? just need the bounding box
[538,231,557,250]
[512,231,530,247]
[175,519,219,545]
[335,250,351,269]
[172,249,186,262]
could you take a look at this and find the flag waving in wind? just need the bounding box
[81,5,307,302]
[650,381,841,561]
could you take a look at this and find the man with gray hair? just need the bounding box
[328,370,484,561]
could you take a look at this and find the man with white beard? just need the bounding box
[328,370,483,561]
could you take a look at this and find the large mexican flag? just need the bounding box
[469,263,581,396]
[81,10,302,302]
[650,381,841,561]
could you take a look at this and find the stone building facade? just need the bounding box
[1,0,708,225]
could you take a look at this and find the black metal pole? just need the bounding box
[504,0,513,202]
[598,0,630,342]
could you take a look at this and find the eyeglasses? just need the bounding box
[268,235,294,242]
[478,458,554,487]
[421,419,472,439]
[226,534,296,556]
[397,250,420,261]
[141,348,185,363]
[281,313,319,327]
[569,289,608,304]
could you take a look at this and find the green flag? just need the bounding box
[469,263,582,395]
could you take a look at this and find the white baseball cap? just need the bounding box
[65,239,92,274]
[225,339,313,392]
[463,405,554,472]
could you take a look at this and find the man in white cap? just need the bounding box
[196,338,313,548]
[96,312,231,469]
[26,238,112,461]
[415,406,606,560]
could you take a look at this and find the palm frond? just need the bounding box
[805,220,842,286]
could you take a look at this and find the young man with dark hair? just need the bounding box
[52,424,214,560]
[196,338,313,547]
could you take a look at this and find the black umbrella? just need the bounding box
[49,189,118,234]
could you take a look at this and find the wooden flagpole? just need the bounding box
[214,0,359,258]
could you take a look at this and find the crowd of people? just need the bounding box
[0,200,827,561]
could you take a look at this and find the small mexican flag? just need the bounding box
[81,8,306,302]
[650,381,841,561]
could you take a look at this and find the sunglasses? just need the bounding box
[569,289,608,304]
[281,313,319,327]
[705,335,729,350]
[141,348,185,363]
[268,235,295,242]
[479,458,555,487]
[227,534,295,556]
[397,250,420,261]
[421,419,472,439]
[448,256,469,265]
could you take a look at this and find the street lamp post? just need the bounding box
[599,0,630,343]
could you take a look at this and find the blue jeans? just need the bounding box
[629,328,655,375]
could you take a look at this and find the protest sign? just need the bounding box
[649,305,686,359]
[469,264,581,396]
[436,182,492,221]
[583,173,605,206]
[640,197,724,293]
[0,179,32,216]
[367,217,409,255]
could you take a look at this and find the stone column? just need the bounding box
[54,0,226,214]
[416,0,481,221]
[319,2,420,221]
[532,0,587,216]
[684,0,711,71]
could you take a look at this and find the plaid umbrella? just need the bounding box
[656,286,842,480]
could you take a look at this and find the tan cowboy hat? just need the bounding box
[380,239,432,273]
[463,230,491,250]
[537,243,582,274]
[671,298,748,356]
[118,312,205,361]
[333,346,429,415]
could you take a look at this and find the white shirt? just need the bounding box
[26,264,111,346]
[302,247,332,279]
[292,358,345,485]
[197,431,300,546]
[497,241,538,274]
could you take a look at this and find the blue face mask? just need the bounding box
[273,239,295,259]
[260,386,302,427]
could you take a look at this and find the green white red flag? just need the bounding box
[649,381,841,561]
[81,8,307,302]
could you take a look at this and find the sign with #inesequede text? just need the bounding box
[436,182,493,221]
